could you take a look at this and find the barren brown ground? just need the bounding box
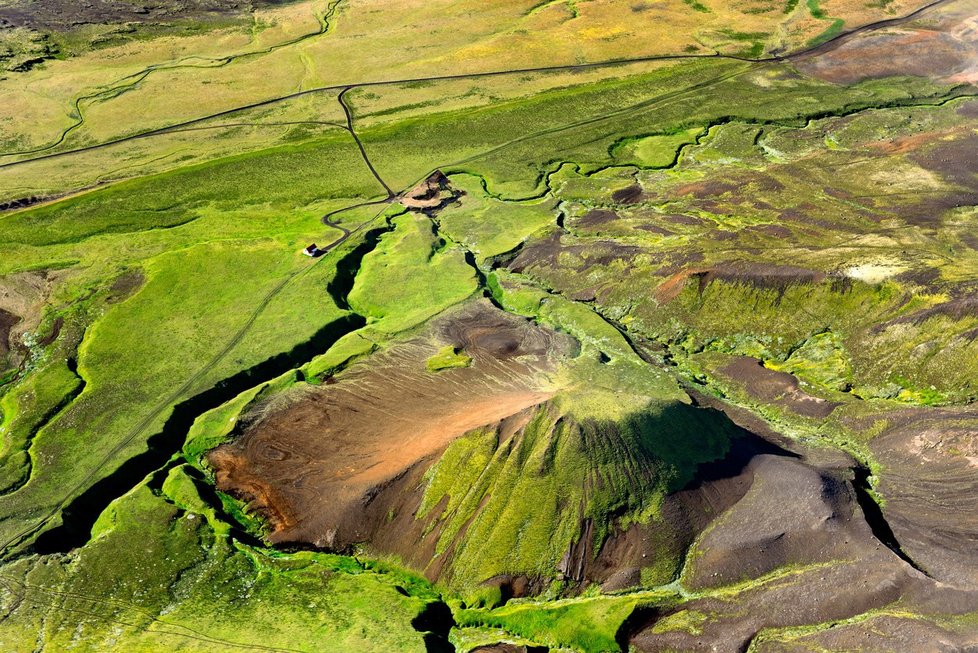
[719,357,841,419]
[0,270,61,367]
[796,0,978,83]
[626,390,978,652]
[209,300,575,549]
[400,170,460,210]
[868,408,978,588]
[0,309,16,360]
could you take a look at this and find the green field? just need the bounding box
[0,0,976,650]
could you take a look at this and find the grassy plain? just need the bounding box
[0,0,974,650]
[0,0,936,158]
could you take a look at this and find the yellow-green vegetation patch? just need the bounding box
[451,625,549,653]
[348,212,478,334]
[766,330,853,392]
[650,608,709,635]
[302,330,377,381]
[611,127,705,168]
[438,173,557,260]
[161,464,232,539]
[0,357,81,493]
[426,345,472,372]
[455,594,650,652]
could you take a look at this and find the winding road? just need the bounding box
[0,0,959,173]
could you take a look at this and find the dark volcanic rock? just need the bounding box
[753,614,978,652]
[870,409,978,589]
[0,308,18,359]
[682,455,893,590]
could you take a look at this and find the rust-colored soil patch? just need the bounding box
[209,300,575,550]
[653,267,708,303]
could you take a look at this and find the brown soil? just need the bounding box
[681,454,874,589]
[0,270,62,368]
[795,1,978,84]
[957,98,978,117]
[611,184,644,204]
[624,431,971,652]
[0,308,19,360]
[865,130,942,156]
[627,435,978,651]
[208,300,575,551]
[869,407,978,588]
[659,214,707,227]
[719,356,841,418]
[673,179,740,199]
[744,224,792,239]
[507,231,643,274]
[400,170,460,210]
[626,393,978,651]
[633,223,674,236]
[106,270,145,304]
[575,208,619,228]
[909,131,978,189]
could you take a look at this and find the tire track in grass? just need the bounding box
[339,87,394,198]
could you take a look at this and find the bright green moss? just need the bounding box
[348,212,478,334]
[426,345,473,372]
